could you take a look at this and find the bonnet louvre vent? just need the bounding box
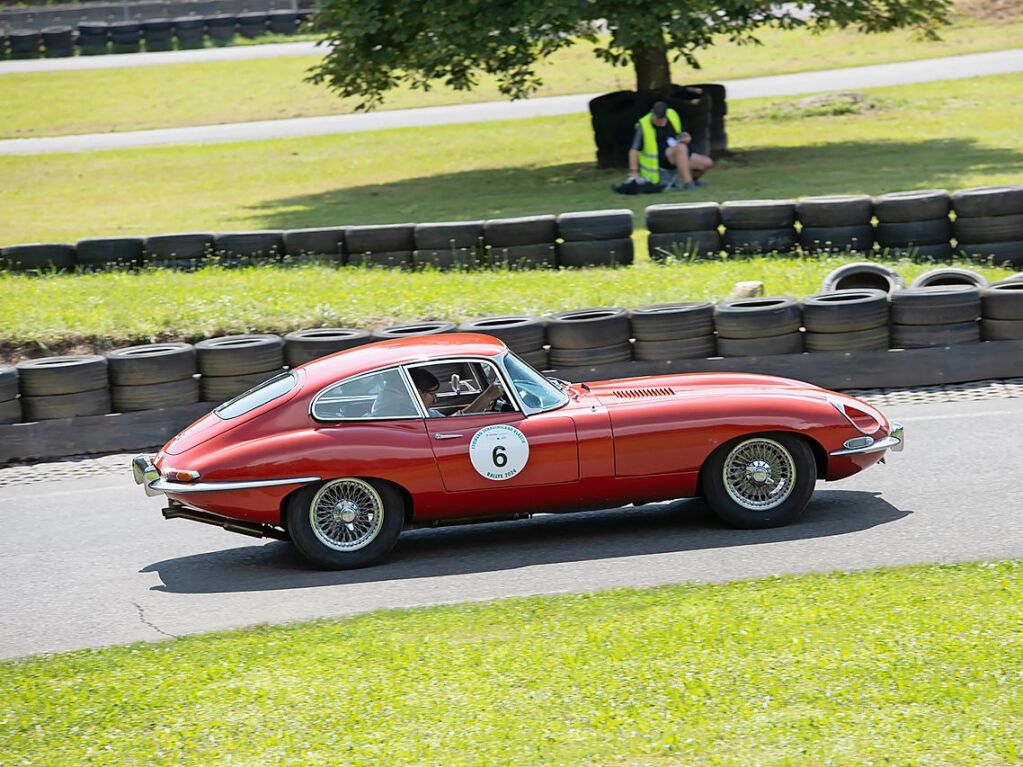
[610,387,675,399]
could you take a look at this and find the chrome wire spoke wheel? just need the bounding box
[309,478,386,552]
[722,437,797,512]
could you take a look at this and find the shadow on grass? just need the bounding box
[142,489,910,594]
[244,138,1023,230]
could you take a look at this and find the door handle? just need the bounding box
[433,432,464,440]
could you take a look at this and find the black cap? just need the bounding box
[651,101,668,118]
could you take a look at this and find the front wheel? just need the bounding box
[702,433,817,528]
[286,478,404,569]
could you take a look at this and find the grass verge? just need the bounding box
[2,561,1021,766]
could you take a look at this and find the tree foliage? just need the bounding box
[309,0,953,108]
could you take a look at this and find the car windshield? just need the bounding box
[214,371,297,420]
[502,353,568,412]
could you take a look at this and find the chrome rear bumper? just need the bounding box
[829,422,904,456]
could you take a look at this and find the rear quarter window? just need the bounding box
[214,372,297,420]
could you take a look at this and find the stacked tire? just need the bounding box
[629,303,715,361]
[76,237,144,271]
[206,15,236,45]
[173,17,205,49]
[144,232,213,270]
[142,19,174,52]
[0,244,76,272]
[196,335,285,402]
[237,13,269,39]
[414,221,481,270]
[77,22,108,55]
[16,356,110,421]
[282,227,346,263]
[714,297,803,356]
[801,290,890,352]
[645,202,721,262]
[109,22,142,54]
[0,366,20,425]
[890,286,981,348]
[556,210,634,267]
[796,195,874,255]
[41,26,74,58]
[213,231,284,267]
[346,224,415,269]
[458,316,548,369]
[980,281,1023,341]
[722,200,797,256]
[874,189,952,260]
[483,216,557,269]
[106,343,199,412]
[546,309,632,368]
[952,186,1023,268]
[284,328,370,367]
[7,31,41,59]
[268,11,302,35]
[372,322,456,341]
[820,262,904,294]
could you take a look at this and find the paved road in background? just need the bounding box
[2,48,1021,155]
[1,396,1021,659]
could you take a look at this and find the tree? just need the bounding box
[309,0,952,107]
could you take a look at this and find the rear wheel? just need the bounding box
[702,434,817,528]
[287,478,404,569]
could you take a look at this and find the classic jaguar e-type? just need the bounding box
[133,333,903,569]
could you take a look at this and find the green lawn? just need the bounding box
[2,16,1022,138]
[2,561,1021,766]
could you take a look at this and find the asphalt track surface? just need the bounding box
[1,48,1021,155]
[1,396,1021,659]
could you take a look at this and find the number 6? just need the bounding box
[492,445,507,467]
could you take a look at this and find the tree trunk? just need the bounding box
[631,36,671,95]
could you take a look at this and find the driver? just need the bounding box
[410,368,503,417]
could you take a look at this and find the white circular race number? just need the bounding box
[469,425,529,481]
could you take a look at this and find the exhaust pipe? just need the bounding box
[162,504,288,541]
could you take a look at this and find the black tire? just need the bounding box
[557,238,634,268]
[205,15,236,44]
[723,227,797,255]
[414,221,482,249]
[721,200,797,229]
[633,335,715,361]
[111,377,200,412]
[7,31,41,59]
[372,322,457,340]
[41,27,73,58]
[195,335,285,377]
[881,243,954,262]
[282,228,346,261]
[645,202,721,233]
[953,214,1023,246]
[488,243,556,269]
[172,18,204,48]
[714,297,801,339]
[201,370,285,403]
[348,250,414,269]
[106,343,196,386]
[17,355,108,397]
[910,268,988,289]
[457,316,545,353]
[890,286,981,325]
[891,322,980,348]
[346,224,416,253]
[237,12,268,38]
[820,262,904,294]
[981,318,1023,340]
[647,230,721,261]
[0,365,18,402]
[415,248,479,270]
[548,342,633,368]
[951,185,1023,218]
[1,244,76,272]
[75,237,144,267]
[876,218,952,247]
[804,326,890,352]
[556,210,633,241]
[873,189,951,223]
[0,398,20,425]
[980,282,1023,320]
[482,215,557,247]
[286,477,404,569]
[213,231,284,262]
[955,240,1023,268]
[630,302,714,341]
[519,348,550,370]
[716,331,803,357]
[702,432,817,528]
[799,225,875,254]
[547,308,630,349]
[268,10,301,34]
[801,290,889,333]
[796,194,873,227]
[284,328,371,367]
[144,233,213,262]
[21,388,111,421]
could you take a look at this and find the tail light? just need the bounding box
[163,468,201,483]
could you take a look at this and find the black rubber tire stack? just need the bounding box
[205,15,237,46]
[371,322,457,341]
[801,290,890,352]
[41,26,74,58]
[721,200,797,257]
[909,268,988,288]
[142,19,174,52]
[414,221,482,270]
[268,11,301,35]
[1,244,76,272]
[237,12,269,39]
[7,30,41,59]
[173,17,205,49]
[457,316,547,368]
[16,356,111,421]
[713,297,803,356]
[952,186,1023,268]
[346,224,416,269]
[75,237,144,271]
[889,286,981,348]
[284,328,371,367]
[0,366,20,425]
[282,227,346,264]
[689,83,728,158]
[980,282,1023,340]
[109,22,142,54]
[483,216,557,269]
[144,233,213,270]
[796,194,874,255]
[588,90,641,168]
[629,302,715,361]
[106,343,199,412]
[196,335,286,402]
[873,189,953,260]
[77,22,109,55]
[645,202,722,262]
[546,308,631,368]
[819,262,904,294]
[668,86,712,158]
[556,210,634,267]
[213,231,284,267]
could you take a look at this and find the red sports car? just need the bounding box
[133,334,903,569]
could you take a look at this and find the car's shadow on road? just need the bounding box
[142,490,910,594]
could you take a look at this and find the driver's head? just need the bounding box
[409,368,440,407]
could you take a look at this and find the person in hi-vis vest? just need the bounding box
[628,101,713,190]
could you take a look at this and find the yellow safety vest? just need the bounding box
[637,108,682,184]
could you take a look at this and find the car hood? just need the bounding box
[585,372,827,405]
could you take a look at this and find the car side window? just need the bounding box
[312,369,420,421]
